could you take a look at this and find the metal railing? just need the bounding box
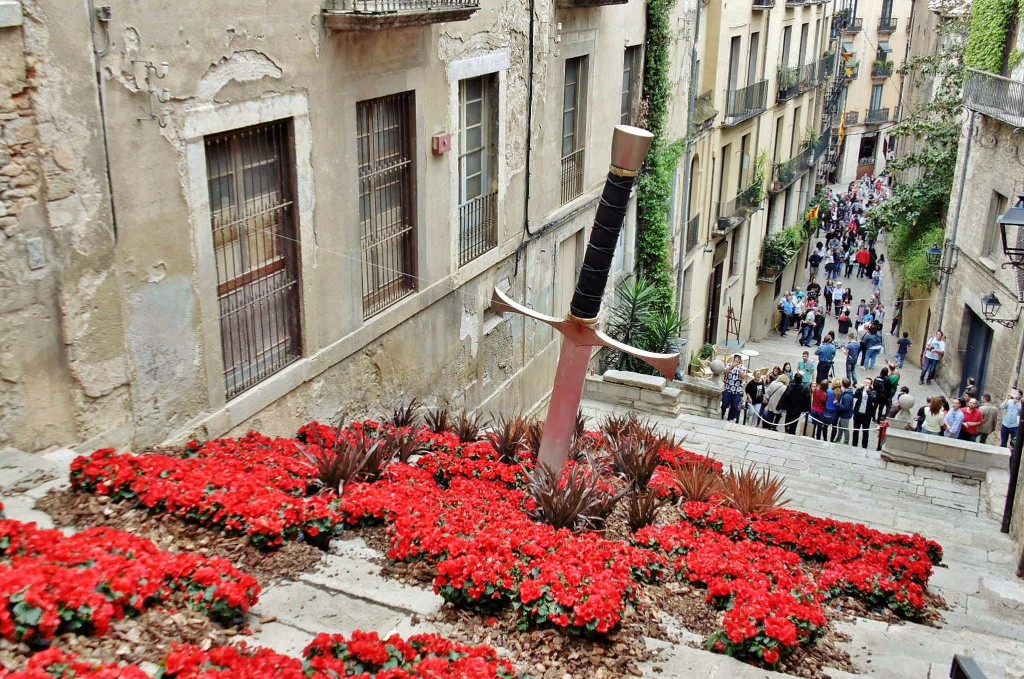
[865,107,890,124]
[716,183,761,233]
[871,61,893,78]
[844,110,859,125]
[686,213,701,254]
[752,0,775,8]
[772,153,807,193]
[812,128,832,162]
[964,67,1024,127]
[843,17,863,32]
[784,0,804,6]
[458,191,498,266]
[843,63,859,80]
[777,66,802,102]
[877,16,898,32]
[560,148,585,205]
[325,0,479,11]
[817,53,835,81]
[724,79,768,125]
[802,62,820,87]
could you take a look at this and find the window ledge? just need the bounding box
[978,255,1000,272]
[727,274,742,287]
[483,312,507,336]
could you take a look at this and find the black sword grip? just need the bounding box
[569,170,636,321]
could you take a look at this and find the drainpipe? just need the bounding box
[521,0,538,237]
[676,0,703,317]
[937,110,975,332]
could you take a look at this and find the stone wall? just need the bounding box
[583,369,721,419]
[881,426,1010,480]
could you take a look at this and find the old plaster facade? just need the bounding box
[0,0,696,452]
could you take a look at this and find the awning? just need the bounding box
[878,41,892,53]
[842,41,855,54]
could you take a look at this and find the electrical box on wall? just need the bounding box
[431,133,452,156]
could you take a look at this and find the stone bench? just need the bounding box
[881,426,1010,479]
[583,370,721,419]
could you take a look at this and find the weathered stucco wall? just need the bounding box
[2,0,692,451]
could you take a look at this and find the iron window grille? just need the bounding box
[458,75,498,265]
[205,120,302,399]
[357,91,417,318]
[561,56,588,205]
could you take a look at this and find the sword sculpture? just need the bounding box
[492,125,679,472]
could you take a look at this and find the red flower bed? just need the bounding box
[157,631,523,678]
[0,647,149,679]
[0,520,259,643]
[70,423,943,667]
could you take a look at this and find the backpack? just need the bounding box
[871,376,886,400]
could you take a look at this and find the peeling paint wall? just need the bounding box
[2,0,694,451]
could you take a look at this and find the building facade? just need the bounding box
[832,0,913,183]
[679,0,841,348]
[0,0,696,452]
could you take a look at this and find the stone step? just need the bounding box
[251,581,409,638]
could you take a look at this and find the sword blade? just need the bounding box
[537,336,592,471]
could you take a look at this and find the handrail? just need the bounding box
[963,67,1024,127]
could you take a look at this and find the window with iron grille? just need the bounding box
[205,120,302,399]
[458,75,498,266]
[561,56,588,205]
[621,46,642,125]
[357,91,417,318]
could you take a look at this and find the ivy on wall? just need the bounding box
[964,0,1017,72]
[635,0,681,316]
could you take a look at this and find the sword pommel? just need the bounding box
[610,125,655,174]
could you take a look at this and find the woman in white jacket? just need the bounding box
[763,374,790,431]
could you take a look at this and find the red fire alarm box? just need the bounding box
[431,133,452,156]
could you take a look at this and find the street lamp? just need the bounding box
[926,243,955,276]
[999,192,1024,269]
[981,292,1019,328]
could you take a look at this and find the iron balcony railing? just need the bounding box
[772,153,808,193]
[812,128,832,162]
[817,53,835,82]
[964,67,1024,127]
[871,61,893,78]
[844,110,859,125]
[724,80,768,125]
[686,213,701,254]
[802,62,820,87]
[325,0,479,10]
[458,191,498,266]
[843,63,859,80]
[777,65,802,102]
[843,17,863,32]
[878,16,898,33]
[752,0,775,9]
[865,107,890,124]
[560,148,585,205]
[716,182,761,234]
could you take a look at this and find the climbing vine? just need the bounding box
[871,1,969,290]
[635,0,681,316]
[965,0,1017,72]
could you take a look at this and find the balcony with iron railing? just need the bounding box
[843,17,863,32]
[964,67,1024,127]
[771,153,808,194]
[458,191,498,266]
[777,66,802,102]
[871,60,893,78]
[752,0,775,9]
[802,62,820,87]
[560,148,585,205]
[784,0,805,6]
[811,128,832,162]
[877,16,898,33]
[715,183,762,235]
[817,53,835,82]
[864,107,890,124]
[844,110,859,125]
[724,80,768,126]
[323,0,479,29]
[686,213,701,254]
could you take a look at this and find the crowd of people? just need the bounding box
[714,175,1019,453]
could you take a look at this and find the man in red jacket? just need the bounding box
[855,246,870,279]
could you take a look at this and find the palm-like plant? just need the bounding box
[601,277,685,375]
[717,465,790,515]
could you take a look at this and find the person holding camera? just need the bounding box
[919,331,945,386]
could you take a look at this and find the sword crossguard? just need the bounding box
[491,287,679,379]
